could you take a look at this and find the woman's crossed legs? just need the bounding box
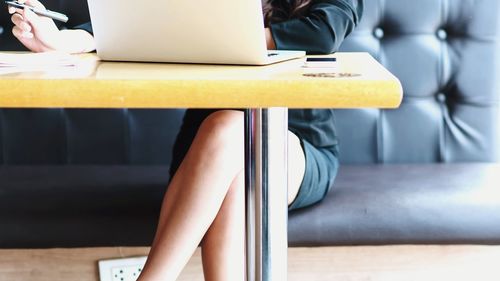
[137,110,305,281]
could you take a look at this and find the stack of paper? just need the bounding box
[0,51,78,68]
[0,51,82,75]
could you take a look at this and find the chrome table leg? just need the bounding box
[245,108,288,281]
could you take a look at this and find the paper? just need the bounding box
[0,51,78,68]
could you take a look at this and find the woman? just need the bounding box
[9,0,363,280]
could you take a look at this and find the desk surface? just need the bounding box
[0,52,402,109]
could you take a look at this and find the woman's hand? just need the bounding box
[9,0,62,52]
[265,28,276,50]
[8,0,95,53]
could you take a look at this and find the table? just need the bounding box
[0,52,402,281]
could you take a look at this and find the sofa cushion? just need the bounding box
[289,163,500,246]
[0,166,169,248]
[1,164,499,248]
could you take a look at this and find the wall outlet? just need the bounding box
[98,256,148,281]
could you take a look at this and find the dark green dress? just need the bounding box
[76,0,364,210]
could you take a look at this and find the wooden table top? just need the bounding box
[0,52,402,109]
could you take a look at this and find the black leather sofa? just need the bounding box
[0,0,499,248]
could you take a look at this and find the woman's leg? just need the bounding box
[137,110,245,281]
[138,110,306,281]
[200,126,306,281]
[200,170,245,281]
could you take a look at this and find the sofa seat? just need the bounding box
[0,166,169,248]
[289,163,500,246]
[1,164,499,248]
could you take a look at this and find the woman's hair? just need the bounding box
[262,0,313,27]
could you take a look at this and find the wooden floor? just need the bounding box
[1,245,499,281]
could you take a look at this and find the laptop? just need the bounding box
[86,0,305,65]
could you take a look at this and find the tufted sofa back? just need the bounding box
[0,0,499,165]
[337,0,500,164]
[0,109,184,164]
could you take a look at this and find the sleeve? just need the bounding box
[73,22,94,35]
[269,0,363,54]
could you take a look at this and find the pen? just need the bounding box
[5,0,69,23]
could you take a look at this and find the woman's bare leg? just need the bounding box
[137,110,306,281]
[137,110,245,281]
[200,126,306,281]
[201,171,245,281]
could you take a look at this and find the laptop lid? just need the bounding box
[87,0,296,65]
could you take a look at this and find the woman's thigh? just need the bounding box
[170,109,332,209]
[287,132,305,205]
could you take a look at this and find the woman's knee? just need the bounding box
[200,110,244,132]
[194,110,245,164]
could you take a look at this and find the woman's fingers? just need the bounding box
[8,6,23,14]
[11,13,24,25]
[12,25,34,39]
[11,13,32,32]
[12,25,21,38]
[10,4,35,40]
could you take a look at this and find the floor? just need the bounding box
[0,245,499,281]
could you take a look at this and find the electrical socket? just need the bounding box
[98,256,147,281]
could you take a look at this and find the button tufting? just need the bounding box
[373,27,384,39]
[436,93,447,103]
[436,29,448,40]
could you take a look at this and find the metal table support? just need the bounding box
[245,108,288,281]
